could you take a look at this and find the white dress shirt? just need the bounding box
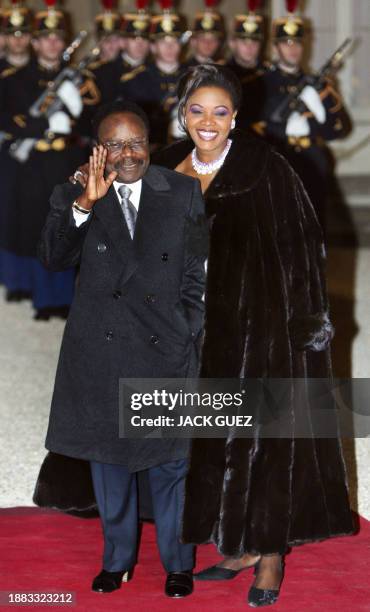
[73,179,143,227]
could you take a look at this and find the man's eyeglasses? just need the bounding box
[101,138,148,154]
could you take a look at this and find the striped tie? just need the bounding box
[118,184,137,239]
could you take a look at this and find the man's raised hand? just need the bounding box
[76,145,117,210]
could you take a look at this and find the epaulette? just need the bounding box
[215,59,226,66]
[120,65,146,82]
[0,66,19,79]
[89,58,110,71]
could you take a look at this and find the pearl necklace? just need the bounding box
[191,139,232,175]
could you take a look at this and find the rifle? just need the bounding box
[10,31,101,163]
[270,37,353,124]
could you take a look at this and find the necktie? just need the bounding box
[118,184,137,239]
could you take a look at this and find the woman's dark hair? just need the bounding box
[91,99,150,141]
[177,64,242,132]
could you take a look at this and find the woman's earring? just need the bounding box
[231,118,236,130]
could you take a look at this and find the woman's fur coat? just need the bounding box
[154,131,354,555]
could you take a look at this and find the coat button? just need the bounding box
[150,335,159,344]
[113,290,122,299]
[97,243,107,252]
[106,331,114,340]
[161,253,168,262]
[145,294,156,303]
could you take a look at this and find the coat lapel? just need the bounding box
[93,166,171,288]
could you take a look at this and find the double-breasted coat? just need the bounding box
[39,164,207,472]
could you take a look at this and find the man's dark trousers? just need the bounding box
[90,459,194,572]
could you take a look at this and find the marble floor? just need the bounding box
[0,238,369,519]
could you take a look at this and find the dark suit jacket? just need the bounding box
[39,164,208,471]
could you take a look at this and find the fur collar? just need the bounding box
[152,130,271,198]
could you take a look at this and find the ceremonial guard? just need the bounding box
[94,0,122,64]
[118,0,186,149]
[0,1,33,299]
[227,0,267,128]
[0,0,100,318]
[252,0,351,230]
[186,0,224,67]
[0,1,32,72]
[93,0,151,105]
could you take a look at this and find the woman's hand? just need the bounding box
[76,145,117,211]
[70,164,89,188]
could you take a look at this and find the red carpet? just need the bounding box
[0,508,369,611]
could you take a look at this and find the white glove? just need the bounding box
[299,85,326,124]
[168,105,186,140]
[48,111,72,135]
[56,80,83,118]
[285,111,310,137]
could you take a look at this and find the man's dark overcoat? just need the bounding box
[154,131,354,555]
[39,164,207,472]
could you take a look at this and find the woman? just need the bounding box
[153,64,354,607]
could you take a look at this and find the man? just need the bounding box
[0,0,100,315]
[185,0,224,67]
[93,2,151,105]
[252,11,350,230]
[94,0,123,64]
[39,101,207,597]
[118,6,185,149]
[227,5,267,129]
[0,2,32,73]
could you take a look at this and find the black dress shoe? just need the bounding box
[165,571,193,598]
[92,569,131,593]
[50,305,70,320]
[34,307,51,321]
[6,290,32,302]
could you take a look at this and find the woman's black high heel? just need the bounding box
[248,558,284,607]
[194,557,261,581]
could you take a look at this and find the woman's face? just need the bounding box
[184,86,236,158]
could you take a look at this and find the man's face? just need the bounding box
[276,40,303,68]
[191,32,220,60]
[151,36,181,64]
[99,34,123,62]
[125,36,150,62]
[98,112,150,183]
[230,37,261,67]
[6,33,31,56]
[32,33,65,63]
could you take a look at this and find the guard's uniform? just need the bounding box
[0,2,32,297]
[0,6,100,317]
[252,14,350,230]
[118,9,185,149]
[227,58,267,128]
[118,62,184,147]
[92,54,149,105]
[226,7,267,130]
